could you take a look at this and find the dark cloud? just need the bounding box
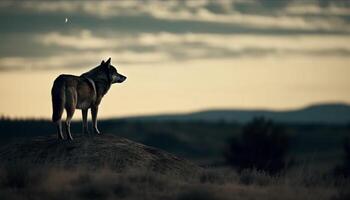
[317,0,350,7]
[0,0,349,71]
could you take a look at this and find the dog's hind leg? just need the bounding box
[91,106,101,135]
[52,107,64,139]
[64,88,77,140]
[65,106,75,141]
[82,109,89,136]
[56,120,64,140]
[52,82,65,140]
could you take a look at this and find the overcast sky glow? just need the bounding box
[0,0,349,118]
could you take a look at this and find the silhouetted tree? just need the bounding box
[225,117,290,175]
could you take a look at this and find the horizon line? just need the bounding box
[1,101,349,121]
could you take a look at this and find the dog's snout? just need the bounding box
[117,74,126,83]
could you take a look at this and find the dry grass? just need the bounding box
[0,163,348,200]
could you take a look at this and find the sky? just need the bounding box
[0,0,349,119]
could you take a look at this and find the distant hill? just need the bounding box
[125,103,350,124]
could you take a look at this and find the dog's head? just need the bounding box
[100,58,127,84]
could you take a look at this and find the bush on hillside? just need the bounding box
[225,117,290,175]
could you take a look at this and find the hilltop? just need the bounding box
[0,134,199,176]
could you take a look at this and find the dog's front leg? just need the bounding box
[91,106,101,134]
[82,109,89,136]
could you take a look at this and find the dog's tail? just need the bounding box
[51,76,65,122]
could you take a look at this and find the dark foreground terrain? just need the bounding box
[0,134,349,200]
[1,164,348,200]
[1,110,350,200]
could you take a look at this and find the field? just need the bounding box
[0,164,349,200]
[0,118,349,199]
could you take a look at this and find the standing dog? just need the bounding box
[51,58,126,140]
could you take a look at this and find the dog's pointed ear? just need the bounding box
[100,60,105,66]
[105,58,111,66]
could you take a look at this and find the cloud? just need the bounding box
[0,1,349,71]
[285,2,350,15]
[39,30,114,49]
[148,6,349,31]
[37,30,350,54]
[3,0,349,32]
[0,50,171,71]
[1,30,349,71]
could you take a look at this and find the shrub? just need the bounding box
[334,137,350,178]
[225,117,290,175]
